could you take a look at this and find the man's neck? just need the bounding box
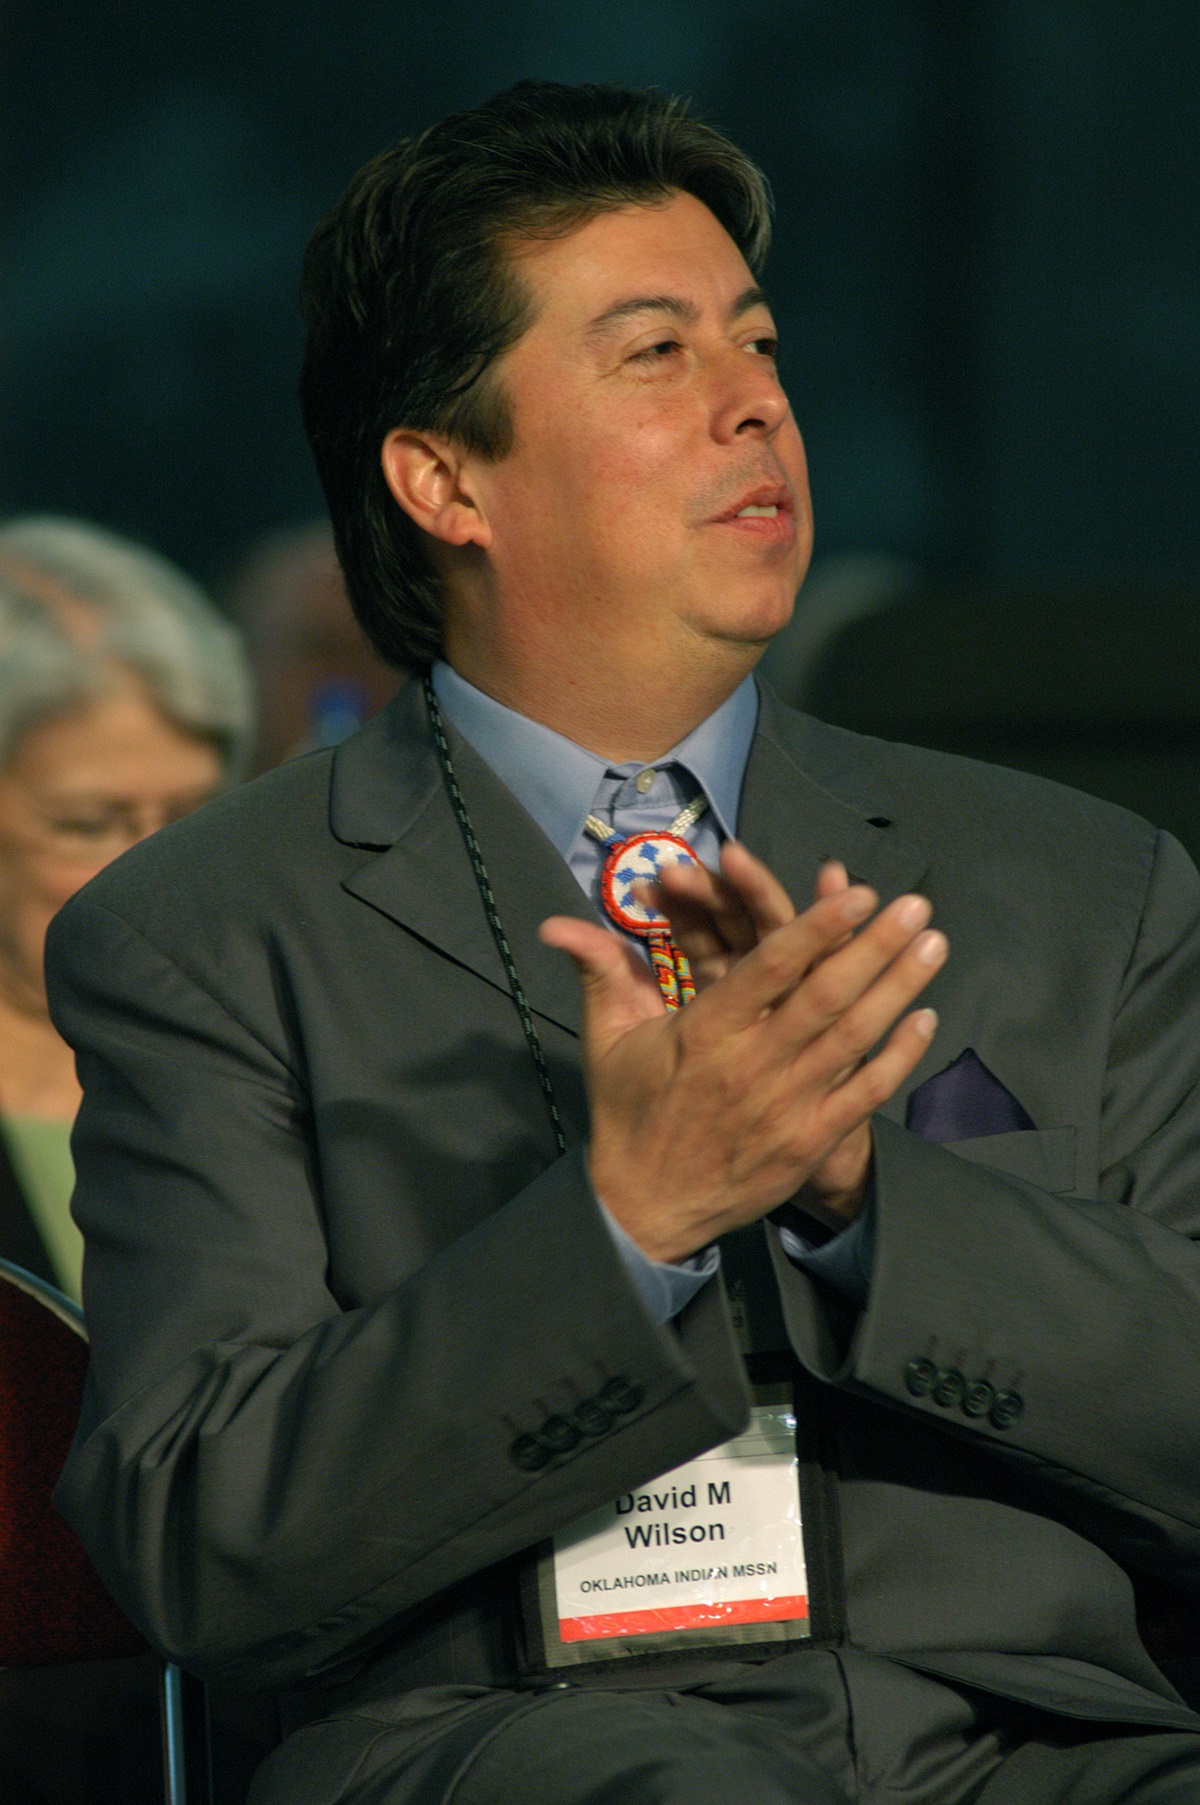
[441,631,763,764]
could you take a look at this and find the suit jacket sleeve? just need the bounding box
[45,895,751,1688]
[779,827,1200,1590]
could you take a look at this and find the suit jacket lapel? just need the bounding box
[332,679,594,1038]
[331,679,930,1039]
[740,685,929,904]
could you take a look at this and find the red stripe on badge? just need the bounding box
[558,1594,808,1643]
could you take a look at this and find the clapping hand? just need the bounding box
[540,848,946,1260]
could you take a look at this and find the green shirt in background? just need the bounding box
[1,1115,80,1301]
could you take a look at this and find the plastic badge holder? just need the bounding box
[524,1359,831,1673]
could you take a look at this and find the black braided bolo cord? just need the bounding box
[422,673,568,1157]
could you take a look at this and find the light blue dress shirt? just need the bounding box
[431,661,875,1322]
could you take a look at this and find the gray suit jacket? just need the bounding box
[45,679,1200,1736]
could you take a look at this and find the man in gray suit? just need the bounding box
[46,83,1200,1803]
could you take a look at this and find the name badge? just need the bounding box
[527,1383,810,1667]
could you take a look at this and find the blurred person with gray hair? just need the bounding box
[0,516,252,1298]
[227,519,399,773]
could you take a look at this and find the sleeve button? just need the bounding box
[990,1389,1025,1429]
[571,1397,612,1438]
[904,1357,938,1397]
[962,1379,995,1418]
[599,1376,644,1417]
[539,1414,582,1454]
[510,1433,551,1471]
[931,1367,966,1408]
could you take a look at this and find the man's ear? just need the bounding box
[380,429,492,550]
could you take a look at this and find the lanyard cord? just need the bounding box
[423,673,568,1157]
[583,788,708,848]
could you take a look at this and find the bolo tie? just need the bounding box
[423,675,706,1157]
[581,797,708,1011]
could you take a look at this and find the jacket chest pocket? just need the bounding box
[940,1126,1077,1193]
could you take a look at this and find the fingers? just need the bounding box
[538,916,664,1056]
[805,1006,938,1148]
[640,860,752,968]
[685,884,880,1034]
[716,841,798,936]
[813,858,849,901]
[769,904,946,1078]
[809,859,855,967]
[642,841,796,983]
[635,847,846,998]
[801,1002,940,1214]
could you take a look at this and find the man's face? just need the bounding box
[450,190,812,686]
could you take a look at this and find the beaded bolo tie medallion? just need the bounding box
[584,791,709,1010]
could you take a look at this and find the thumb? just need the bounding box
[538,916,663,1057]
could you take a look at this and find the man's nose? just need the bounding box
[707,348,791,443]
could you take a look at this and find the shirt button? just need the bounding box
[635,769,656,793]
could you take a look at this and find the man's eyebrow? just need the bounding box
[730,284,772,320]
[584,284,772,341]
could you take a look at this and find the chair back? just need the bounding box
[0,1257,144,1664]
[798,580,1200,861]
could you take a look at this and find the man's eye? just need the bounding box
[49,818,117,839]
[747,336,780,359]
[631,339,682,364]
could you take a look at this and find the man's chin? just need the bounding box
[692,586,798,651]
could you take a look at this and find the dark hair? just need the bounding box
[298,81,773,669]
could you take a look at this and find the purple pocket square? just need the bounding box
[905,1048,1035,1143]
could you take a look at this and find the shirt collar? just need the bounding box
[431,661,759,860]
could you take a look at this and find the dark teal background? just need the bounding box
[5,3,1200,842]
[6,1,1196,590]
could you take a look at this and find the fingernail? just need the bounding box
[914,929,947,965]
[894,894,931,931]
[840,887,874,922]
[914,1008,938,1038]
